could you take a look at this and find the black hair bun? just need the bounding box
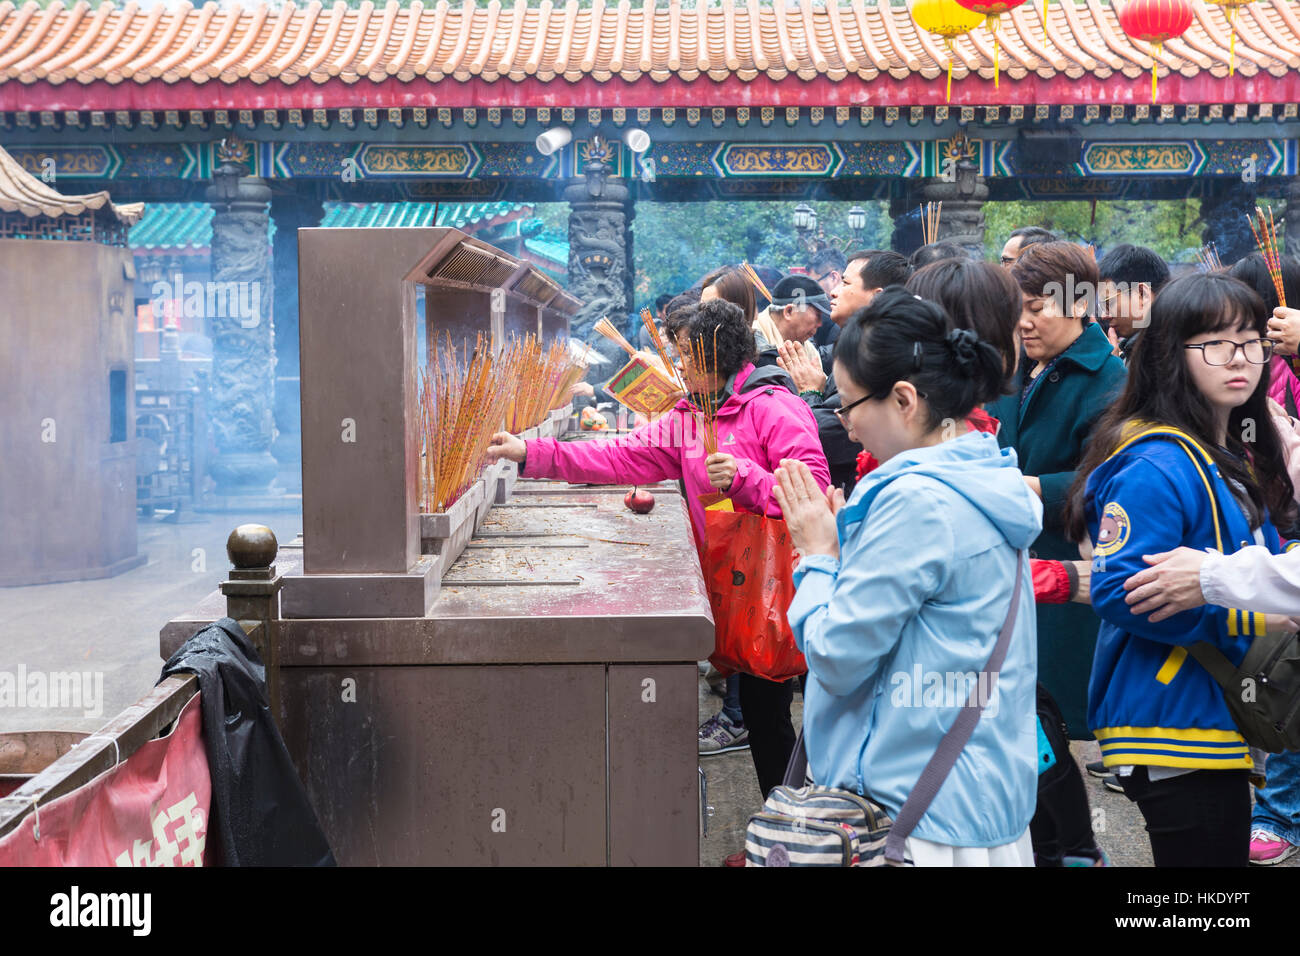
[945,327,980,372]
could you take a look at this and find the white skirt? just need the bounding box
[904,828,1034,867]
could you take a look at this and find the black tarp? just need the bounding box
[160,617,335,866]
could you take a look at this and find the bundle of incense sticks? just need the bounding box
[640,306,686,391]
[502,334,586,432]
[419,332,517,514]
[920,201,943,246]
[1246,205,1287,308]
[593,316,637,357]
[679,326,721,456]
[739,262,773,304]
[1195,242,1223,273]
[541,339,589,413]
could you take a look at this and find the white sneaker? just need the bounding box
[698,712,749,756]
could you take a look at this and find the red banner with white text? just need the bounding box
[0,692,209,866]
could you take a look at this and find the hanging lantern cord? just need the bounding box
[1227,7,1236,77]
[989,16,1001,90]
[946,36,955,102]
[1151,40,1161,102]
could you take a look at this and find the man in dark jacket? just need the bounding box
[806,246,848,350]
[1096,243,1169,365]
[776,249,913,493]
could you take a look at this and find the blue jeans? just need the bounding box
[722,674,743,725]
[1254,750,1300,845]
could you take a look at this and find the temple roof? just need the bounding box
[318,199,531,229]
[0,142,142,221]
[0,0,1296,109]
[128,199,547,253]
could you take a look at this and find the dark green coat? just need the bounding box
[986,322,1127,738]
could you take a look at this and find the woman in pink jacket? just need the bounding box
[488,298,830,802]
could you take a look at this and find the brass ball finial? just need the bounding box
[226,524,278,569]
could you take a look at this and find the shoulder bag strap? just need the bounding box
[883,550,1026,865]
[1185,640,1241,687]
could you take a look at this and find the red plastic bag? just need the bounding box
[702,510,807,682]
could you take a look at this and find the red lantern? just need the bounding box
[953,0,1029,89]
[1116,0,1195,102]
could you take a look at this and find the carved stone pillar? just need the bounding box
[923,172,989,257]
[205,146,278,497]
[891,174,989,259]
[563,137,631,342]
[889,190,922,256]
[269,191,323,494]
[1201,179,1258,265]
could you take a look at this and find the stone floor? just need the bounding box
[0,510,304,734]
[696,670,1296,869]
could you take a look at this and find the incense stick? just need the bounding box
[1247,205,1287,308]
[594,316,637,356]
[920,201,943,245]
[640,306,687,391]
[420,331,517,513]
[1196,242,1223,273]
[739,262,773,304]
[680,326,721,456]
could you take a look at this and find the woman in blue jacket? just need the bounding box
[1066,272,1296,867]
[775,289,1043,865]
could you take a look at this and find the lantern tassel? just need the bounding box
[1042,0,1048,36]
[990,17,1000,91]
[946,37,954,103]
[1149,41,1163,102]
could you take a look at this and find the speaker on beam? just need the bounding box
[1016,129,1083,168]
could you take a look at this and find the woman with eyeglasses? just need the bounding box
[1064,272,1297,867]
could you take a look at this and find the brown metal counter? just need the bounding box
[161,479,714,866]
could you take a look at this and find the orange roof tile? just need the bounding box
[0,0,1295,92]
[0,142,142,221]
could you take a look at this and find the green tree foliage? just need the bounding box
[983,199,1204,264]
[537,195,1204,305]
[630,200,889,298]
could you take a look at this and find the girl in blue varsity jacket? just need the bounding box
[1065,272,1296,867]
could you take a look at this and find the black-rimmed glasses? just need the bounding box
[1184,338,1274,366]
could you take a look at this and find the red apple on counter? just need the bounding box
[624,487,655,514]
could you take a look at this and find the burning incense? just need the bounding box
[739,262,773,304]
[594,316,637,357]
[502,334,585,432]
[1246,206,1287,308]
[680,326,721,456]
[920,201,943,246]
[640,306,686,392]
[1195,242,1223,273]
[420,332,516,513]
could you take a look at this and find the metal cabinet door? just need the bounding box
[278,665,607,865]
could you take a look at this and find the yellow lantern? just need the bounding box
[1205,0,1250,75]
[910,0,985,102]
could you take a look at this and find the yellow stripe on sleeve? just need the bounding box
[1155,646,1187,685]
